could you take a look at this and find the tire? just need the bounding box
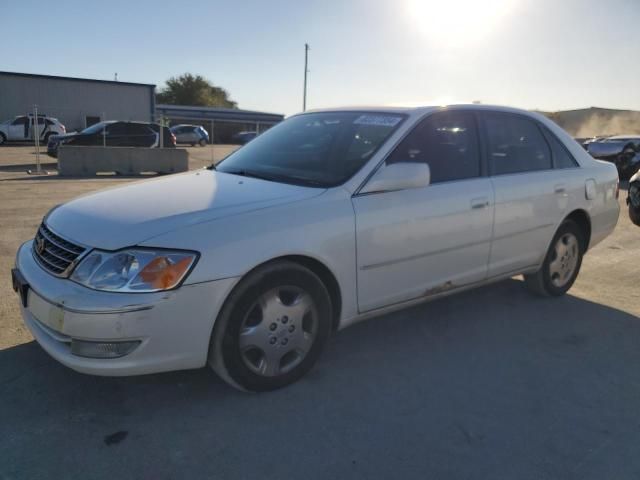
[199,138,207,147]
[618,147,637,180]
[0,133,6,146]
[209,260,332,392]
[630,205,640,227]
[629,182,640,226]
[524,220,584,297]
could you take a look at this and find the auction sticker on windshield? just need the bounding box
[353,115,403,127]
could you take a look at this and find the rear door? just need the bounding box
[31,117,46,140]
[353,110,495,312]
[480,112,571,277]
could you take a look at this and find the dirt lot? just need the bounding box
[1,146,639,479]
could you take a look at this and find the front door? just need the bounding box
[353,110,495,312]
[8,116,28,140]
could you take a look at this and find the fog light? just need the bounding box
[71,339,141,359]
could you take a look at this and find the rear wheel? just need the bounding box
[0,133,6,145]
[199,138,207,147]
[209,261,332,392]
[619,146,637,180]
[629,182,640,226]
[524,220,584,297]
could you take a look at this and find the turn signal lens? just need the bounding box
[131,256,193,290]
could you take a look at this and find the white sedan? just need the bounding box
[12,105,620,391]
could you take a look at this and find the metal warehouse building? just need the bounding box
[0,71,155,132]
[156,104,284,144]
[0,71,285,142]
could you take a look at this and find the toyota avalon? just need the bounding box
[13,105,620,391]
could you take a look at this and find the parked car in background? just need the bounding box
[0,114,66,145]
[232,131,258,145]
[47,121,175,157]
[587,135,640,179]
[13,105,619,392]
[170,124,209,146]
[628,169,640,226]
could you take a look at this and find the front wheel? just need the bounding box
[524,220,584,297]
[209,261,332,392]
[629,181,640,226]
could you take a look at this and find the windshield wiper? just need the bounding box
[222,169,327,188]
[222,169,278,182]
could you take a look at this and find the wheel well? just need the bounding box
[278,255,342,331]
[565,209,591,251]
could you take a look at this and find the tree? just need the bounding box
[156,74,237,108]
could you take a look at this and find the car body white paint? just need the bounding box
[14,104,620,376]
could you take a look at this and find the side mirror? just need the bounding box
[360,162,431,194]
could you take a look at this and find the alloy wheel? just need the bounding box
[239,286,318,377]
[548,233,579,288]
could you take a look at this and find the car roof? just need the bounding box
[300,104,540,117]
[606,135,640,140]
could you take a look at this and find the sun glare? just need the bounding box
[406,0,514,46]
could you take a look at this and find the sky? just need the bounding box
[5,0,640,116]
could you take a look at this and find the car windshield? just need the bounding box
[81,122,108,134]
[216,111,406,187]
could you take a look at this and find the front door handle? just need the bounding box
[471,197,490,210]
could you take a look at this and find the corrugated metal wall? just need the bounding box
[0,74,154,131]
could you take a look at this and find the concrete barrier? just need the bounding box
[58,146,189,176]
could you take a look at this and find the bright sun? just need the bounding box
[406,0,514,46]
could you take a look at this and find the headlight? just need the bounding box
[70,248,198,292]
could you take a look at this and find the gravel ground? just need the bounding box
[1,146,639,479]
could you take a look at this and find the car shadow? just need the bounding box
[2,278,640,479]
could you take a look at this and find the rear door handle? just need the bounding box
[471,197,490,210]
[554,184,567,194]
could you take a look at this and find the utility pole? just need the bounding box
[303,43,310,111]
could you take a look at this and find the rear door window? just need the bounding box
[542,128,579,169]
[484,113,552,175]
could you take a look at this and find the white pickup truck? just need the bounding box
[0,115,66,145]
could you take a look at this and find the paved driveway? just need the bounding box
[1,151,638,479]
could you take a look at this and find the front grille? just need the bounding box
[32,223,86,276]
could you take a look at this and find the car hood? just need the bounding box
[46,169,325,250]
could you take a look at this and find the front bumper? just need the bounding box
[15,240,238,376]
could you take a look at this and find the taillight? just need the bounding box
[171,133,176,145]
[61,124,66,133]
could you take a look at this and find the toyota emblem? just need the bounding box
[36,236,45,255]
